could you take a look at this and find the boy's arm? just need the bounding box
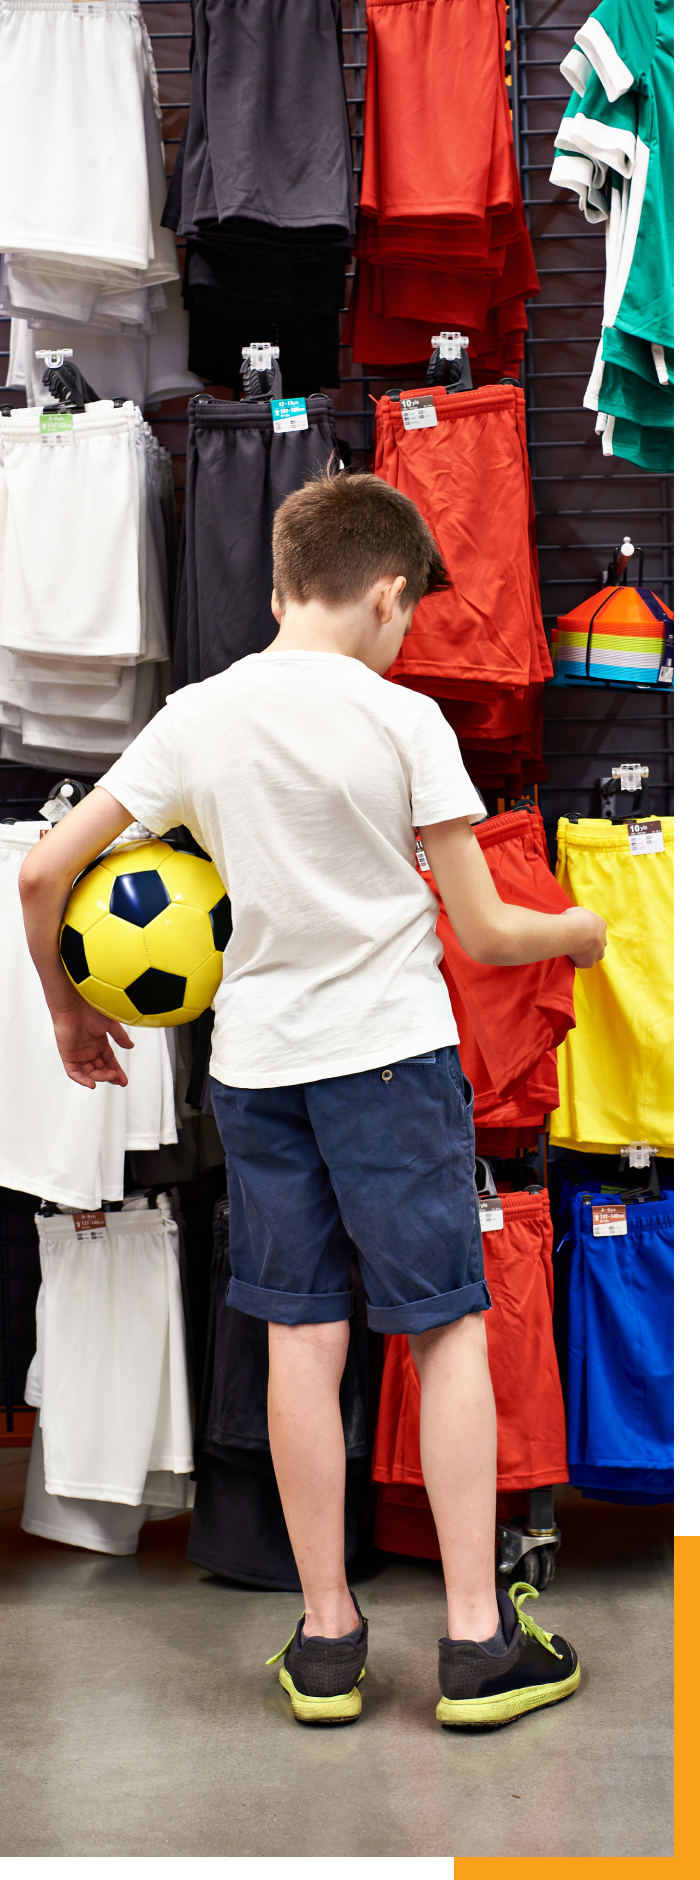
[420,817,606,968]
[19,786,137,1089]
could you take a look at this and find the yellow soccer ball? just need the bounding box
[59,838,232,1027]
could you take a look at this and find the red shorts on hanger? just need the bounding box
[424,808,576,1102]
[375,385,546,692]
[372,1189,568,1500]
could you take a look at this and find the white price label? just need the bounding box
[270,397,308,435]
[591,1203,627,1237]
[628,819,664,855]
[401,394,438,431]
[479,1197,503,1233]
[73,1210,107,1241]
[415,837,430,874]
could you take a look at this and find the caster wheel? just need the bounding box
[507,1547,540,1590]
[536,1545,557,1591]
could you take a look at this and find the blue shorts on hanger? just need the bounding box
[566,1189,673,1495]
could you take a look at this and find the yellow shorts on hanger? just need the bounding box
[549,817,673,1155]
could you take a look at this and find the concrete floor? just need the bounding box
[0,1454,673,1859]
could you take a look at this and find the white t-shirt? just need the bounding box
[100,652,484,1087]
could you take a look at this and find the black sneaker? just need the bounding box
[436,1582,581,1728]
[267,1590,368,1723]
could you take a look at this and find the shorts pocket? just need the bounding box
[447,1046,473,1112]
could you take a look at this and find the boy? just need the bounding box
[20,473,606,1729]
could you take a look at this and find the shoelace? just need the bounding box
[509,1581,563,1660]
[268,1588,562,1667]
[266,1621,302,1667]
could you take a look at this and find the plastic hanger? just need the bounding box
[386,330,473,402]
[426,331,473,393]
[240,342,283,402]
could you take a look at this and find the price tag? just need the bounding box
[628,819,664,855]
[479,1197,503,1233]
[415,836,430,874]
[40,412,73,435]
[401,394,438,431]
[73,1210,107,1241]
[270,397,308,435]
[591,1203,627,1238]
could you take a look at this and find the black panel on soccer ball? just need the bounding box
[209,894,233,952]
[60,925,89,984]
[110,870,170,927]
[126,967,187,1015]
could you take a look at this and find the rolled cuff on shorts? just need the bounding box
[367,1279,492,1336]
[225,1275,354,1326]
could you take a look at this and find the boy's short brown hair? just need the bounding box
[272,470,451,612]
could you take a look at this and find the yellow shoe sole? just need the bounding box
[436,1661,581,1727]
[278,1663,364,1723]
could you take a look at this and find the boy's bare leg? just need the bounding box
[408,1313,499,1642]
[268,1318,358,1639]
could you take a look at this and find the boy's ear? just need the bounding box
[376,574,407,625]
[271,589,283,625]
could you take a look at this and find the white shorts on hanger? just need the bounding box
[36,1197,193,1504]
[0,405,143,660]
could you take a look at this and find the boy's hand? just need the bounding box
[561,906,607,968]
[52,994,134,1090]
[421,818,610,968]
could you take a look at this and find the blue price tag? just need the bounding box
[270,397,308,435]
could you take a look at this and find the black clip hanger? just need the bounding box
[599,766,652,823]
[41,355,99,407]
[426,331,473,394]
[475,1156,498,1197]
[48,778,88,805]
[38,777,89,827]
[510,796,536,815]
[616,1155,661,1202]
[240,342,282,402]
[42,399,86,415]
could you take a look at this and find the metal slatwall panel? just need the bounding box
[0,1,673,836]
[515,0,673,845]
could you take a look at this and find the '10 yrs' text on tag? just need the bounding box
[400,394,438,431]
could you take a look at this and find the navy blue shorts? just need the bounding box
[210,1045,490,1335]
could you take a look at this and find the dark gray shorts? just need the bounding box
[172,393,341,688]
